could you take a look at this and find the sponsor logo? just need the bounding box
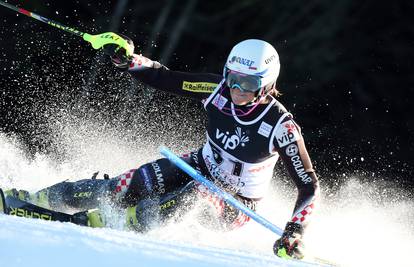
[204,156,243,193]
[74,192,93,198]
[290,155,312,184]
[182,81,217,93]
[284,122,297,133]
[140,167,153,193]
[204,155,227,181]
[285,144,299,157]
[10,207,52,220]
[44,20,82,36]
[99,33,121,41]
[160,199,176,210]
[248,162,274,173]
[229,56,255,67]
[212,94,228,110]
[151,162,165,194]
[215,127,249,150]
[258,121,273,138]
[265,54,277,64]
[275,121,301,147]
[284,143,312,184]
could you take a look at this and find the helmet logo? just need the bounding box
[265,54,276,64]
[229,56,255,68]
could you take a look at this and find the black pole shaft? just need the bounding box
[0,0,85,37]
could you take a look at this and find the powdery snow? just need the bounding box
[0,215,318,267]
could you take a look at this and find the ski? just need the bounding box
[0,188,6,214]
[0,188,101,227]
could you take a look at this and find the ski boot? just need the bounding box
[124,199,164,232]
[124,196,187,232]
[3,188,50,209]
[72,209,106,228]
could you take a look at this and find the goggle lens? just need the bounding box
[224,69,261,93]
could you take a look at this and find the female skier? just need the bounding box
[4,38,319,260]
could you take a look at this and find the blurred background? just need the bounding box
[0,0,413,189]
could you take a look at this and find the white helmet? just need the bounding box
[223,39,280,93]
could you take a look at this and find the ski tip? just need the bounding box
[0,188,7,214]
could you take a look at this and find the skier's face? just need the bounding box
[230,87,256,105]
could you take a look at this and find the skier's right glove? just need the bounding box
[273,222,305,260]
[103,34,135,71]
[128,54,157,72]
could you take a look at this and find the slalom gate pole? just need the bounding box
[159,146,284,236]
[0,0,134,56]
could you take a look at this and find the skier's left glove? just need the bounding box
[273,222,305,259]
[103,34,134,71]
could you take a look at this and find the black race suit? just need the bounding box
[38,55,320,231]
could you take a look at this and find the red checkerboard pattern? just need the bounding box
[231,212,250,229]
[292,202,314,223]
[194,183,250,229]
[114,169,136,197]
[195,183,225,215]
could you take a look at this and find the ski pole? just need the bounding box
[0,0,134,56]
[160,147,338,266]
[159,146,284,236]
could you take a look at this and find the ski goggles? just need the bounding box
[224,68,262,93]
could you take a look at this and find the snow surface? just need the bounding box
[0,214,317,267]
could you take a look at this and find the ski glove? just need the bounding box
[128,54,157,71]
[103,34,134,71]
[273,222,305,259]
